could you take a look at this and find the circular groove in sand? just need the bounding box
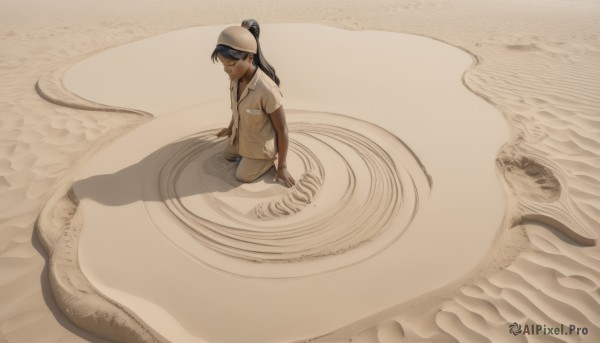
[152,111,429,269]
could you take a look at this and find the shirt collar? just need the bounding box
[247,66,261,91]
[230,67,262,95]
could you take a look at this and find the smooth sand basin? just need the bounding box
[55,24,507,342]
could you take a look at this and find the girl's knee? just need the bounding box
[235,170,258,183]
[235,158,273,183]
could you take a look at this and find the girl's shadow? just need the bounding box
[73,136,277,206]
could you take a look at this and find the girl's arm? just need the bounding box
[269,107,295,187]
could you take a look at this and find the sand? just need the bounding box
[1,0,599,342]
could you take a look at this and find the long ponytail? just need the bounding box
[242,19,280,86]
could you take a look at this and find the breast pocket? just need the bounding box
[241,108,266,134]
[245,108,263,116]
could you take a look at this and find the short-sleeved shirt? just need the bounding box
[230,67,284,160]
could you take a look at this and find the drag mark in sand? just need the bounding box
[251,169,322,220]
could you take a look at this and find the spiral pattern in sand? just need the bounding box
[153,111,430,267]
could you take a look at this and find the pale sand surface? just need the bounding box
[58,24,504,342]
[1,0,600,342]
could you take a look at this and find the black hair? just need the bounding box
[211,19,280,86]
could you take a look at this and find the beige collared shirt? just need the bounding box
[230,68,284,160]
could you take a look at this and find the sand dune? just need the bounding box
[1,0,599,342]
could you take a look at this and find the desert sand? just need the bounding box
[1,0,599,342]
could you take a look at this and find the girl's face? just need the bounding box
[217,54,253,81]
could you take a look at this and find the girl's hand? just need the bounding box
[217,127,232,138]
[276,166,296,188]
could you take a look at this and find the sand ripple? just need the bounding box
[340,224,600,343]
